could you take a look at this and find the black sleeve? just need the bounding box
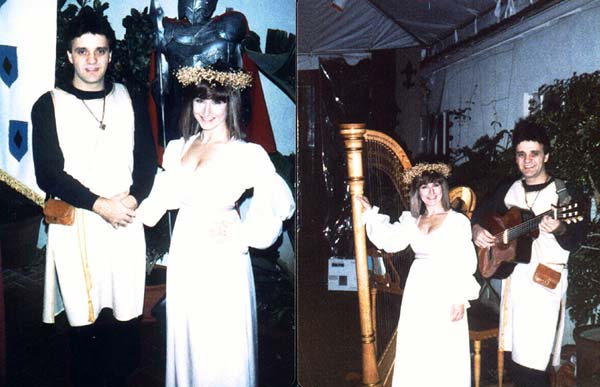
[471,179,513,227]
[31,92,99,210]
[555,184,588,252]
[128,89,157,204]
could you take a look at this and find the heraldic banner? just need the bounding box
[0,0,56,205]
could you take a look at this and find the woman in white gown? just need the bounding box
[358,163,480,387]
[137,64,295,387]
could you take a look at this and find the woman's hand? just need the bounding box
[450,304,465,322]
[356,196,372,212]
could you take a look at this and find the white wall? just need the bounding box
[423,0,600,344]
[424,0,600,152]
[65,0,296,156]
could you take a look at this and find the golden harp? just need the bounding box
[340,123,413,387]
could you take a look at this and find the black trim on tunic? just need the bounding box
[31,81,157,211]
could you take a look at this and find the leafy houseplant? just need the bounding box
[111,6,155,96]
[528,71,600,327]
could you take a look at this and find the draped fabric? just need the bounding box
[0,0,55,198]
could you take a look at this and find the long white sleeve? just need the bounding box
[363,208,415,253]
[239,144,295,249]
[446,213,481,304]
[136,138,186,226]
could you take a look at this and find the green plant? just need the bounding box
[528,71,600,326]
[530,72,600,202]
[111,7,155,95]
[568,224,600,325]
[450,129,515,199]
[144,212,173,275]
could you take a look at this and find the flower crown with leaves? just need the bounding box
[402,162,452,185]
[175,65,253,90]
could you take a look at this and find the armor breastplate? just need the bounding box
[163,12,246,69]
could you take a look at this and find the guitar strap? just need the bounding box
[554,178,571,205]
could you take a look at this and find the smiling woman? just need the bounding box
[192,98,227,133]
[356,161,480,387]
[136,61,295,386]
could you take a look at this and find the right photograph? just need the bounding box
[296,1,600,387]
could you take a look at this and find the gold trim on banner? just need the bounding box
[0,168,45,207]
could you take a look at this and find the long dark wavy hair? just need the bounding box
[409,171,451,217]
[178,80,244,141]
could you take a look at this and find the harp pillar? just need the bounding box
[340,123,382,387]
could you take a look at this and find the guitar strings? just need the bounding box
[493,205,577,240]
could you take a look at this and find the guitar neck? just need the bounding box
[495,208,553,242]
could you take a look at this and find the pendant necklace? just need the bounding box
[523,176,549,211]
[81,94,106,130]
[525,189,542,211]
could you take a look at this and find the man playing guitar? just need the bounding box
[471,119,587,387]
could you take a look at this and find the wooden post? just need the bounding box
[340,123,381,387]
[473,340,481,387]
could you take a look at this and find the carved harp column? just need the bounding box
[340,123,381,387]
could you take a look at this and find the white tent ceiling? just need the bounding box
[298,0,548,69]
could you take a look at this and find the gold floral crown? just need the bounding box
[402,162,451,185]
[175,66,252,90]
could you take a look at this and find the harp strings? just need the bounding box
[364,138,406,359]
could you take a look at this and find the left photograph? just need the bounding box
[0,1,296,386]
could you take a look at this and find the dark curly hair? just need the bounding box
[65,6,116,53]
[512,118,551,154]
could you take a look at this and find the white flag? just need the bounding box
[0,0,56,203]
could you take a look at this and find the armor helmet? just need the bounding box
[178,0,218,24]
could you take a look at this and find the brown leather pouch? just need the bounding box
[43,198,75,225]
[533,263,561,289]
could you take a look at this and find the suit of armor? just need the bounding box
[151,0,248,143]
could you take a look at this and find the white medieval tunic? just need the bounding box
[137,135,295,387]
[43,84,146,326]
[500,180,570,370]
[363,209,480,387]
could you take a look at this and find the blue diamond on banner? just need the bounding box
[0,45,18,88]
[0,0,6,9]
[9,120,28,161]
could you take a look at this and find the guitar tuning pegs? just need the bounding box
[564,216,584,224]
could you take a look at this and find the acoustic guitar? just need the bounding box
[477,203,582,279]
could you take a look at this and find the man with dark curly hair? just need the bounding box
[471,118,587,387]
[31,7,156,386]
